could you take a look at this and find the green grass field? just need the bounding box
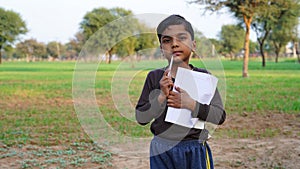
[0,59,299,167]
[1,59,299,144]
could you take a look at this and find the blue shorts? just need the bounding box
[150,136,213,169]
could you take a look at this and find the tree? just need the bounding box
[269,20,298,62]
[220,24,245,59]
[80,7,134,63]
[208,38,223,57]
[194,30,213,58]
[134,23,158,60]
[65,32,85,60]
[249,40,258,56]
[16,39,47,61]
[47,41,65,60]
[191,0,266,77]
[293,28,300,63]
[0,8,27,64]
[252,0,300,66]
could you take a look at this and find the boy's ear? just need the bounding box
[191,40,196,52]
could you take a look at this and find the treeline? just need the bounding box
[0,7,160,63]
[191,0,300,77]
[1,2,300,73]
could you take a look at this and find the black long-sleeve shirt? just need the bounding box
[135,65,226,141]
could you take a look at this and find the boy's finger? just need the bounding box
[175,86,181,92]
[164,69,170,76]
[175,86,186,94]
[169,90,178,97]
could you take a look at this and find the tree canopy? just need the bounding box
[220,24,245,59]
[80,7,134,63]
[79,7,157,63]
[191,0,272,77]
[47,41,65,59]
[252,0,300,66]
[191,0,300,76]
[0,8,27,64]
[15,39,46,61]
[268,0,300,63]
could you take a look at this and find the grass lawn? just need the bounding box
[1,59,299,143]
[0,59,299,167]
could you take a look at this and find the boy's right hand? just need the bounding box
[158,69,173,104]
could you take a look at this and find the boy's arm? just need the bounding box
[191,89,226,125]
[135,72,166,125]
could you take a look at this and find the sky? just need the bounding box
[0,0,242,44]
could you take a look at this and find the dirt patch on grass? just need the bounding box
[1,112,299,169]
[108,112,300,169]
[108,137,300,169]
[1,137,299,169]
[211,137,300,169]
[0,142,112,169]
[217,112,300,138]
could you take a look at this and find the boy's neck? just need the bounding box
[170,62,191,78]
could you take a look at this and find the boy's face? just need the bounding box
[160,24,196,64]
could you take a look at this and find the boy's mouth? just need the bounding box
[172,51,182,56]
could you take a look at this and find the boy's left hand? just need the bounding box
[167,86,196,111]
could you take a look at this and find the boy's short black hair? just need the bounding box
[156,14,194,43]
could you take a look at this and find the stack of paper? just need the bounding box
[165,67,218,129]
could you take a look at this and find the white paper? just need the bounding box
[165,67,218,129]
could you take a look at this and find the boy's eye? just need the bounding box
[162,38,171,43]
[178,36,187,41]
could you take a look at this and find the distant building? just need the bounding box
[285,45,294,57]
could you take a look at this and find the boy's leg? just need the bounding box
[150,137,214,169]
[183,141,214,169]
[150,137,174,169]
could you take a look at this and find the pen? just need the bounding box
[168,55,173,77]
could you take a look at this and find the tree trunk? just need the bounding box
[273,41,280,63]
[242,15,252,77]
[105,48,113,64]
[253,20,271,67]
[0,46,2,64]
[230,52,234,61]
[274,51,279,63]
[292,41,297,58]
[294,41,300,63]
[136,51,141,62]
[259,43,266,67]
[130,55,135,68]
[257,29,270,67]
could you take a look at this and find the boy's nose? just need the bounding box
[171,39,179,48]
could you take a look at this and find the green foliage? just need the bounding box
[134,24,158,58]
[190,0,263,76]
[191,0,300,75]
[268,0,300,61]
[251,0,300,66]
[80,7,136,63]
[15,39,47,60]
[47,41,65,58]
[80,8,117,39]
[208,38,223,55]
[0,7,28,63]
[220,24,245,57]
[64,32,85,60]
[79,7,157,63]
[194,30,220,58]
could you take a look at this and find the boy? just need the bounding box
[135,15,226,169]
